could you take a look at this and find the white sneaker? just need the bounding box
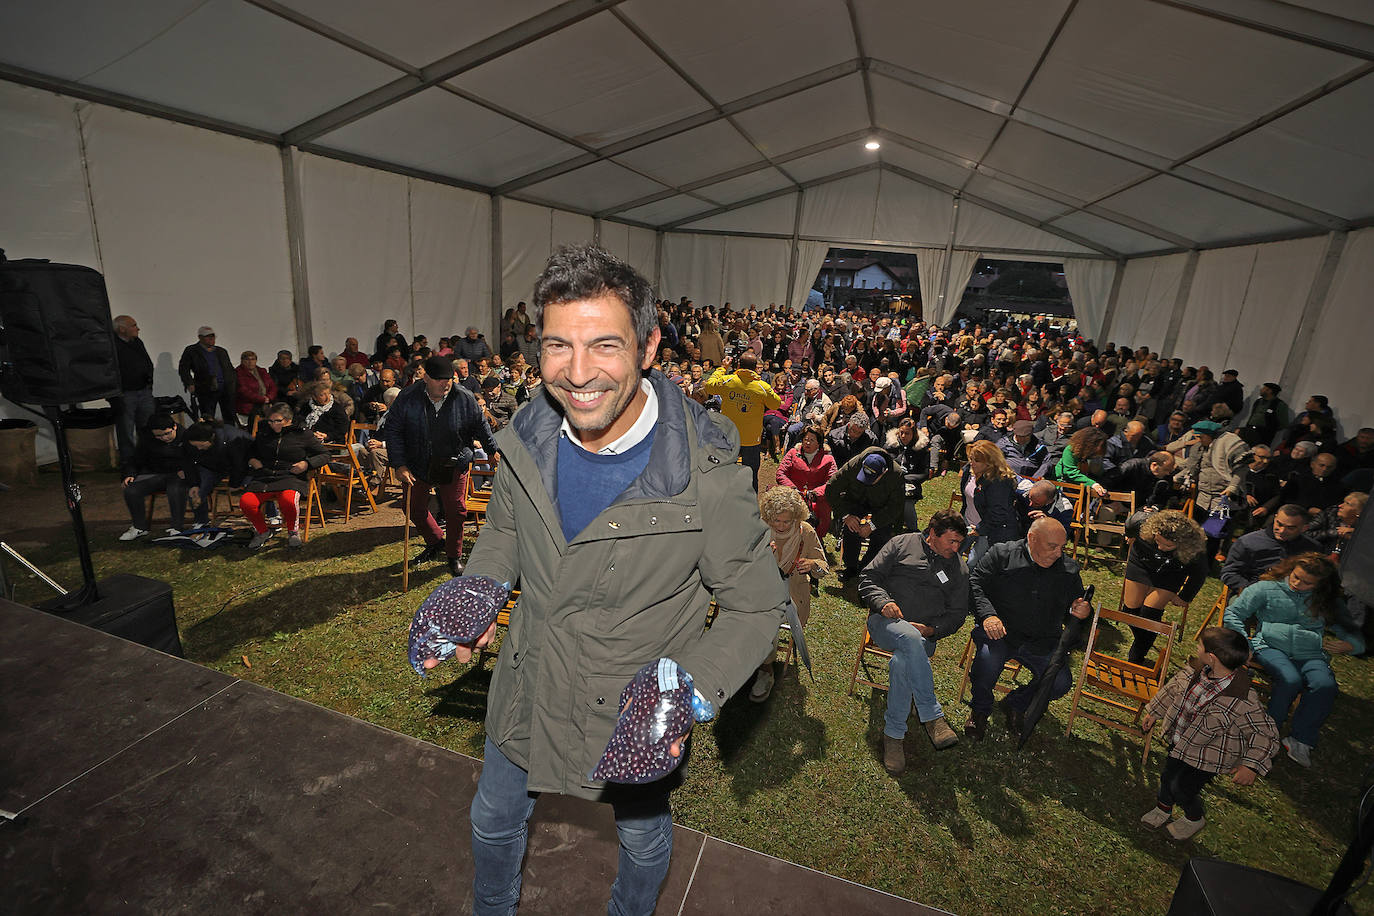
[1167,815,1206,841]
[1284,737,1313,768]
[749,667,775,702]
[264,514,283,527]
[1140,807,1172,829]
[118,526,149,541]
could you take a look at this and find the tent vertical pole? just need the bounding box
[1097,258,1127,343]
[280,145,313,356]
[654,231,664,295]
[1279,230,1347,396]
[935,196,960,326]
[1160,249,1199,356]
[490,195,503,341]
[785,189,804,311]
[593,216,602,247]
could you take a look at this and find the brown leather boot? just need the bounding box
[882,735,906,776]
[924,716,960,750]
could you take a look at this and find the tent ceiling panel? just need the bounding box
[1021,0,1361,161]
[1098,175,1312,246]
[876,143,978,192]
[315,86,583,187]
[853,0,1072,103]
[612,119,767,188]
[870,74,1004,162]
[617,195,714,227]
[731,73,871,159]
[692,168,794,207]
[963,175,1072,225]
[1047,211,1172,256]
[0,0,205,82]
[54,0,402,135]
[275,0,565,70]
[448,12,708,148]
[1187,75,1374,222]
[619,0,853,102]
[519,159,670,215]
[872,172,954,248]
[956,201,1095,255]
[980,121,1152,203]
[784,146,881,184]
[800,170,881,241]
[678,193,797,236]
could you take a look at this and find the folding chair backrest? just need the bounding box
[1086,605,1174,692]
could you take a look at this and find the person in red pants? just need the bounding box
[241,402,329,549]
[385,355,498,577]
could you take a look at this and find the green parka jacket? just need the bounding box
[466,370,788,800]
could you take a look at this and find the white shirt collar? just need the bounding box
[560,378,658,455]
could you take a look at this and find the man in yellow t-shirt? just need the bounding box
[703,352,781,491]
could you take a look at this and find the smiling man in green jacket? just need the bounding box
[431,245,787,916]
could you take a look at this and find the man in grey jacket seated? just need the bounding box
[858,509,971,776]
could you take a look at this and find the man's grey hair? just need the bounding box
[532,244,657,356]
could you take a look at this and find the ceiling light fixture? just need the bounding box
[864,140,881,151]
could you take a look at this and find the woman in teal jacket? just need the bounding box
[1223,552,1363,768]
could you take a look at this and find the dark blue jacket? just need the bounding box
[189,425,254,486]
[385,381,497,481]
[959,467,1019,545]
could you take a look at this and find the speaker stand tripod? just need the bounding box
[41,404,101,608]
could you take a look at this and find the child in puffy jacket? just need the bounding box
[1139,626,1279,841]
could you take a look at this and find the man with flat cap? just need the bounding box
[385,354,497,576]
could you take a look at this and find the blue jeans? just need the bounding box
[866,614,941,738]
[969,625,1071,719]
[1253,647,1337,747]
[470,738,674,916]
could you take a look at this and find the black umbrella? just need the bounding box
[783,598,813,678]
[1017,587,1095,749]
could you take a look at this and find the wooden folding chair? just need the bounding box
[1056,481,1088,559]
[478,589,520,666]
[847,620,894,695]
[1082,488,1137,567]
[1065,604,1175,767]
[300,474,329,543]
[350,421,393,496]
[208,482,243,522]
[463,456,498,534]
[956,631,1025,704]
[314,434,380,522]
[1189,587,1230,645]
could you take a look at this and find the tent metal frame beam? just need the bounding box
[600,130,873,219]
[870,58,1350,232]
[283,0,625,145]
[1147,0,1374,61]
[494,59,861,196]
[656,226,1112,262]
[660,163,880,231]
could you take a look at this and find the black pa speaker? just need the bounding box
[38,574,183,657]
[0,258,121,406]
[1167,857,1354,915]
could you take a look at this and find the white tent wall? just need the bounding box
[871,175,953,248]
[916,248,979,327]
[501,199,555,319]
[660,233,726,305]
[595,221,658,290]
[296,153,410,354]
[790,241,832,311]
[409,181,491,344]
[1172,237,1325,401]
[82,103,295,399]
[1294,227,1374,438]
[720,236,792,309]
[800,172,881,242]
[1103,253,1189,352]
[1063,259,1119,343]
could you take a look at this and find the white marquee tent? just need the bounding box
[3,0,1373,448]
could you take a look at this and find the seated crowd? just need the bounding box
[111,294,1371,837]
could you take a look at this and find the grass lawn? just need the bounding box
[5,465,1371,915]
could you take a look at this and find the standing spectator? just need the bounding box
[117,413,194,541]
[776,425,837,538]
[268,350,298,396]
[1121,510,1209,664]
[960,440,1020,564]
[1239,383,1289,446]
[702,352,781,491]
[233,351,276,425]
[177,326,236,423]
[517,324,541,368]
[374,319,408,361]
[453,326,493,363]
[386,356,497,577]
[109,314,156,467]
[828,449,905,579]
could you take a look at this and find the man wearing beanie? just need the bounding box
[385,355,498,575]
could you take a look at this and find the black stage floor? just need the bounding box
[0,599,945,915]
